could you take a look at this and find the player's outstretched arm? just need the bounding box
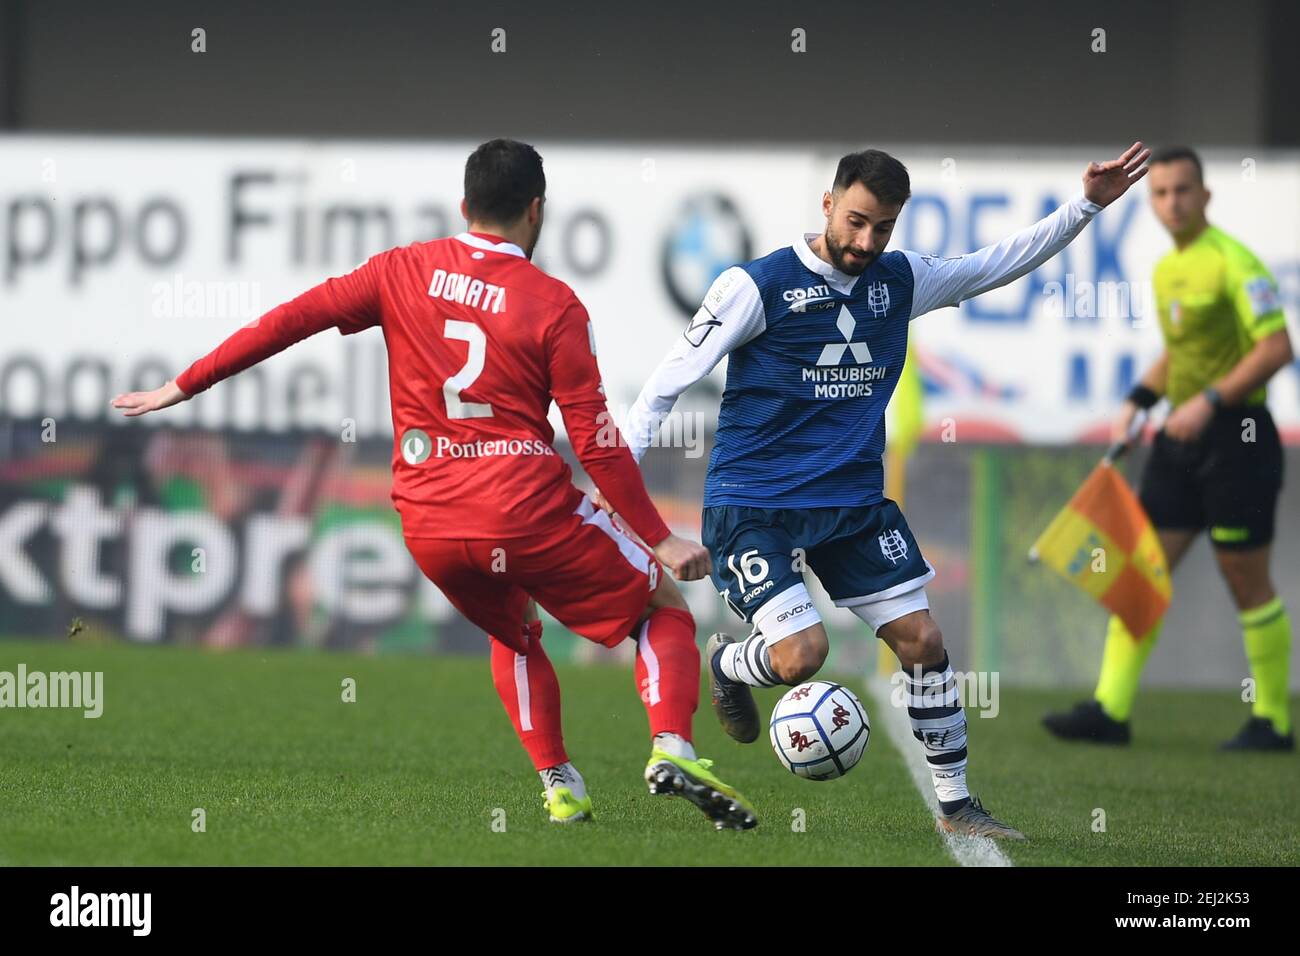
[587,486,711,579]
[110,379,191,417]
[623,266,766,461]
[906,141,1151,320]
[546,298,675,534]
[547,300,713,580]
[109,252,388,417]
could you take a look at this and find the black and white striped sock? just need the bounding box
[902,652,970,814]
[714,630,781,688]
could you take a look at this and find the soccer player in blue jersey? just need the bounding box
[615,142,1151,839]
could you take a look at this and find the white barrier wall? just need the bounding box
[2,137,1298,441]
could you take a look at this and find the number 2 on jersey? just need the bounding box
[443,320,494,419]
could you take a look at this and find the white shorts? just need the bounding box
[752,576,931,643]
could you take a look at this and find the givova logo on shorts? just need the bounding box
[777,601,814,624]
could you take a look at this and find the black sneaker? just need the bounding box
[705,632,760,743]
[1042,700,1131,745]
[1219,716,1295,752]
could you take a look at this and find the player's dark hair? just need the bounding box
[464,139,546,224]
[1149,146,1204,184]
[832,149,911,207]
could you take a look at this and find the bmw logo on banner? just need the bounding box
[659,193,753,317]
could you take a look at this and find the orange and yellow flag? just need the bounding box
[1031,461,1171,637]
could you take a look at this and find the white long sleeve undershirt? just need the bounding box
[622,194,1103,461]
[901,194,1103,317]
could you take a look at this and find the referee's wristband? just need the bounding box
[1127,384,1160,410]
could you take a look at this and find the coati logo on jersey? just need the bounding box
[783,283,836,313]
[783,283,829,302]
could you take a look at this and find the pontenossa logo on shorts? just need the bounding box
[400,429,557,464]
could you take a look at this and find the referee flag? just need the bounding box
[1030,460,1171,637]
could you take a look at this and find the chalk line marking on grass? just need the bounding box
[868,676,1012,868]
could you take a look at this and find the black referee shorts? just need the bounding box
[1138,405,1284,550]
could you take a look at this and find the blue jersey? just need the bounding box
[624,197,1102,510]
[706,245,914,508]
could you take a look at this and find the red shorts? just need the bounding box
[404,495,661,654]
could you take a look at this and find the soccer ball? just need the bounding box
[769,680,870,780]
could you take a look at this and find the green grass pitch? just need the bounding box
[0,638,1293,866]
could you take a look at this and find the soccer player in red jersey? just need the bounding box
[110,139,757,830]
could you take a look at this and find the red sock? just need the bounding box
[490,620,567,770]
[634,607,700,740]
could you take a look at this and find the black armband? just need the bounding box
[1127,384,1160,410]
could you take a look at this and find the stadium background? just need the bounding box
[2,0,1297,691]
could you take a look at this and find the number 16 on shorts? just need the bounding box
[721,549,783,620]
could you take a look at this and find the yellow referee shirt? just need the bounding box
[1153,225,1286,406]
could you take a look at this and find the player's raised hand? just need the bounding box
[1082,141,1151,207]
[653,533,712,582]
[110,380,189,417]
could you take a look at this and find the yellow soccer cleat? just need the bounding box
[542,786,594,824]
[644,748,758,831]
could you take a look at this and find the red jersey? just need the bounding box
[175,231,670,546]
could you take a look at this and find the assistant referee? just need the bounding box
[1045,146,1294,751]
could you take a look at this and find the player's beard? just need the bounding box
[824,230,877,275]
[522,209,545,259]
[521,221,542,259]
